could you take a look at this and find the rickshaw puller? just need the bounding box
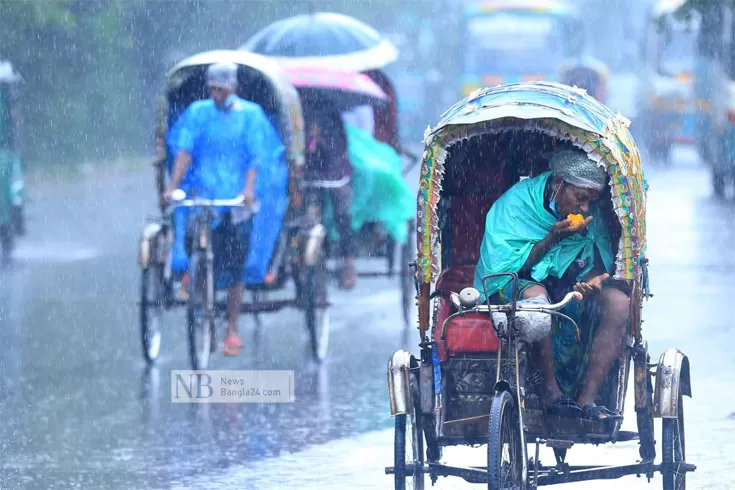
[162,61,274,356]
[474,149,629,422]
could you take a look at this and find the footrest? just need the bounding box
[544,439,575,450]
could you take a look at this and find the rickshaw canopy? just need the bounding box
[417,81,646,286]
[164,49,305,168]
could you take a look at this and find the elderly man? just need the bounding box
[474,148,629,422]
[163,61,277,356]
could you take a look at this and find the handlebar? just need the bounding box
[474,291,583,314]
[170,195,246,209]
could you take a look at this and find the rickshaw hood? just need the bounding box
[417,81,647,286]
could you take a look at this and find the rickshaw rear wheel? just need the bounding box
[712,168,726,198]
[140,266,163,365]
[187,251,213,370]
[0,223,13,264]
[661,385,686,490]
[305,248,330,363]
[487,390,524,490]
[393,411,425,489]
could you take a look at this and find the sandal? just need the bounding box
[222,335,243,356]
[545,395,582,418]
[580,403,623,422]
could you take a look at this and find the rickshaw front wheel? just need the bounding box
[305,247,330,363]
[187,251,213,370]
[140,266,163,365]
[661,385,686,490]
[487,390,524,490]
[393,411,425,490]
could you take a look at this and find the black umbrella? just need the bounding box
[239,12,399,72]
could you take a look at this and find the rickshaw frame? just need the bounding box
[385,81,695,489]
[138,50,330,368]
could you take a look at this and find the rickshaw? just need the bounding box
[635,0,698,162]
[458,0,609,103]
[385,81,694,489]
[240,12,420,324]
[0,60,25,263]
[139,49,330,369]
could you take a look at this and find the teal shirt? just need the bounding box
[473,171,614,298]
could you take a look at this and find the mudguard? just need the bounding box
[387,349,413,416]
[653,348,692,418]
[138,223,163,268]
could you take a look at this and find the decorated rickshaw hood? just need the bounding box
[164,50,304,168]
[418,81,647,285]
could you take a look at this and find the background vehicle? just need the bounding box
[140,50,330,367]
[636,0,698,162]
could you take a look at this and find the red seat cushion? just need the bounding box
[433,266,499,361]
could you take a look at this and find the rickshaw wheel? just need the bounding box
[140,266,163,365]
[305,248,329,363]
[487,390,524,490]
[661,386,686,490]
[187,252,213,370]
[394,411,425,489]
[0,223,13,264]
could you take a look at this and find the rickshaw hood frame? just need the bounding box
[416,82,647,287]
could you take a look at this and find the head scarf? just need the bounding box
[549,149,607,191]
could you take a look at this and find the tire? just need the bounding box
[305,248,329,363]
[140,266,163,365]
[394,412,425,490]
[662,386,686,490]
[487,390,524,490]
[712,168,726,198]
[11,205,25,236]
[1,223,13,265]
[187,251,213,370]
[636,359,656,462]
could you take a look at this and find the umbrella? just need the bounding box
[239,12,399,72]
[283,66,388,112]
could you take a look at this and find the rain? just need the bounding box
[0,0,733,488]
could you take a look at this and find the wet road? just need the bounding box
[0,165,421,489]
[3,81,735,489]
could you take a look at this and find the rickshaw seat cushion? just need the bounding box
[434,265,499,361]
[438,312,499,360]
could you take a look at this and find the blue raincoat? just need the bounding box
[166,95,287,286]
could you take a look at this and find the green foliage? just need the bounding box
[0,0,435,170]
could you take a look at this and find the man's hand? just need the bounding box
[550,215,593,241]
[160,189,175,209]
[573,273,610,296]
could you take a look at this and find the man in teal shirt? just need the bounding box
[474,149,629,422]
[164,62,278,356]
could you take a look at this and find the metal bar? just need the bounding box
[442,414,489,426]
[426,463,488,484]
[536,462,692,486]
